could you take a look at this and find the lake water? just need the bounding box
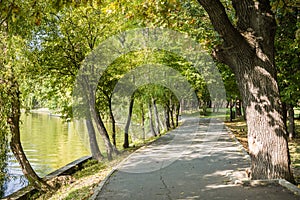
[1,112,91,197]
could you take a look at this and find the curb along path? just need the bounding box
[91,117,299,200]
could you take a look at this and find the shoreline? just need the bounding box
[2,156,92,200]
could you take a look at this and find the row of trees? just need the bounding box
[0,0,211,192]
[0,0,299,194]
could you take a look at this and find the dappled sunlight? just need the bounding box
[204,183,237,190]
[96,117,300,199]
[114,117,250,182]
[118,117,250,174]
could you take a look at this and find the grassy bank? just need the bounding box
[225,118,300,187]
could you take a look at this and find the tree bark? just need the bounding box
[197,0,294,182]
[123,96,134,148]
[85,118,104,161]
[7,80,52,192]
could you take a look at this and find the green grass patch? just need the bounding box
[62,185,94,200]
[74,160,106,179]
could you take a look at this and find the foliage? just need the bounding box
[273,0,300,106]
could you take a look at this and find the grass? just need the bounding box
[63,185,93,200]
[225,118,300,187]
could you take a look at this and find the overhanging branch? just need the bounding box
[197,0,243,45]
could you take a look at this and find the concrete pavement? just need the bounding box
[91,117,299,200]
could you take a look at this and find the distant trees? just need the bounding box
[275,0,299,139]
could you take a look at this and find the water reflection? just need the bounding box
[1,113,90,197]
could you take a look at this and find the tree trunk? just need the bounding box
[164,105,171,131]
[108,97,116,146]
[282,102,287,129]
[141,103,146,140]
[242,69,293,181]
[236,98,242,117]
[91,106,116,160]
[152,98,160,135]
[123,96,134,148]
[229,99,234,122]
[242,101,247,120]
[7,80,52,192]
[85,80,116,160]
[198,0,294,182]
[287,104,295,139]
[148,101,156,137]
[175,103,180,127]
[169,107,175,129]
[85,118,104,161]
[169,99,175,128]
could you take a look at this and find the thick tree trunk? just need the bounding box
[198,0,294,182]
[123,96,134,148]
[85,119,104,161]
[287,104,295,139]
[241,68,293,181]
[7,81,52,192]
[152,98,160,135]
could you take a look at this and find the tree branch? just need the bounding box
[197,0,243,45]
[233,0,276,58]
[232,0,256,32]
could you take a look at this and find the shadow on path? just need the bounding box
[92,118,299,200]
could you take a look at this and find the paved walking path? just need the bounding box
[91,117,299,200]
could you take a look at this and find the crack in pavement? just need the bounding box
[159,174,172,200]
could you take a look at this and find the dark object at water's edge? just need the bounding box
[2,155,92,200]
